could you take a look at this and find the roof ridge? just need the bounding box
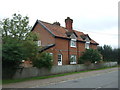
[39,20,53,25]
[40,20,85,33]
[39,20,68,30]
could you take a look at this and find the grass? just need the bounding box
[2,66,118,84]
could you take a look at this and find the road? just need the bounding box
[2,67,118,88]
[39,70,118,88]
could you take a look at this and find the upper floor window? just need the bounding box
[70,39,76,47]
[37,40,41,46]
[85,41,90,49]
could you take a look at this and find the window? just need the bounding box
[85,41,90,49]
[49,53,53,62]
[70,39,76,47]
[58,54,62,65]
[70,55,77,64]
[37,40,41,46]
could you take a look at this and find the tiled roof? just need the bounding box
[38,20,99,45]
[39,44,55,53]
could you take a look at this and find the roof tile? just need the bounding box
[39,20,98,45]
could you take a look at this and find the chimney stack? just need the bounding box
[65,17,73,32]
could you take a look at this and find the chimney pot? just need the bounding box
[53,22,60,26]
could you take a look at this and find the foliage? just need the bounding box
[2,37,23,68]
[1,13,54,79]
[98,45,119,63]
[1,13,39,79]
[118,48,120,64]
[78,49,101,64]
[98,45,113,61]
[2,37,22,78]
[21,40,39,60]
[32,52,53,70]
[1,13,31,40]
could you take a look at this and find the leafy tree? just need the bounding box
[78,49,101,64]
[98,45,118,62]
[1,13,53,79]
[1,13,39,79]
[1,13,31,40]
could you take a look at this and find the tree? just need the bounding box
[1,13,31,40]
[1,13,39,79]
[118,48,120,64]
[78,49,101,64]
[1,13,54,79]
[98,45,118,62]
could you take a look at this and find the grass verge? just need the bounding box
[2,66,118,84]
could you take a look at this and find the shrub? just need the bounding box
[2,37,23,79]
[78,49,101,64]
[2,36,39,79]
[32,52,53,70]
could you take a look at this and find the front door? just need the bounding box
[58,54,62,65]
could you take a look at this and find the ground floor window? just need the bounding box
[49,53,53,62]
[70,55,77,64]
[58,54,62,65]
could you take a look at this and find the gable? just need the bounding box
[32,21,55,46]
[70,33,77,39]
[85,37,90,42]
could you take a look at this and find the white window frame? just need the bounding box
[37,40,41,46]
[49,53,53,62]
[85,41,90,49]
[70,39,76,47]
[70,55,77,64]
[58,54,62,65]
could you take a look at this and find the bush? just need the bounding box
[2,37,23,79]
[32,52,53,70]
[78,49,101,64]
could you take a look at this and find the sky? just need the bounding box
[0,0,119,48]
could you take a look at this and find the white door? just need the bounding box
[58,54,62,65]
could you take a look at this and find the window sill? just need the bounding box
[70,62,77,64]
[70,46,76,48]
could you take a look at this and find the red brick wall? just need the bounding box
[90,44,97,49]
[32,23,98,66]
[55,38,69,65]
[32,23,55,46]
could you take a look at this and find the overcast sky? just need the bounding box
[0,0,119,48]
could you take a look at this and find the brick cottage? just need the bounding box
[31,17,99,66]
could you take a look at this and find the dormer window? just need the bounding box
[85,41,90,49]
[70,39,76,47]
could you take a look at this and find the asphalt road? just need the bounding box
[39,70,118,88]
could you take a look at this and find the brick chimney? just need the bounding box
[65,17,73,32]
